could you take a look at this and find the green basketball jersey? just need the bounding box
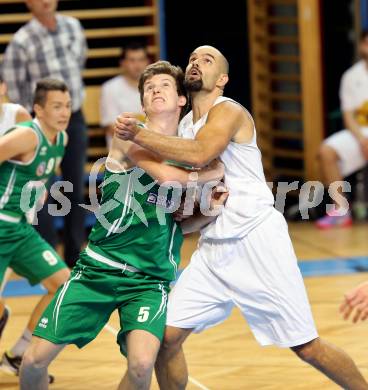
[88,167,183,282]
[0,120,65,220]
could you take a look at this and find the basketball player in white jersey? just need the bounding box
[115,46,368,389]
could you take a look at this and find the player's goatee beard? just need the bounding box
[184,78,203,92]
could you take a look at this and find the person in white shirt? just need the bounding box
[317,30,368,229]
[0,76,31,135]
[100,42,150,148]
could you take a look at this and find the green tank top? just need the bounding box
[88,166,183,282]
[0,120,65,220]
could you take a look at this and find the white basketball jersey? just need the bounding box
[178,96,274,239]
[0,103,21,136]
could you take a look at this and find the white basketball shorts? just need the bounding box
[167,209,318,348]
[324,127,368,177]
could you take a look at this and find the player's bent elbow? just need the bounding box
[187,154,209,169]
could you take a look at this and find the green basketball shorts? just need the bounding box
[33,249,170,356]
[0,219,67,286]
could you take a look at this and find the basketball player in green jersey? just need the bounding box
[0,74,32,355]
[20,61,224,390]
[0,79,70,379]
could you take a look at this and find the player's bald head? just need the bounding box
[192,45,229,74]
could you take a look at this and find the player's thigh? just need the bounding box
[117,277,170,356]
[167,250,233,333]
[10,225,68,285]
[0,222,21,285]
[11,225,68,286]
[33,260,117,348]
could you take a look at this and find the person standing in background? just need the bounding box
[2,0,88,268]
[0,75,31,135]
[100,42,150,148]
[316,30,368,229]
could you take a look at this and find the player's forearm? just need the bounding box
[134,129,207,168]
[180,214,216,235]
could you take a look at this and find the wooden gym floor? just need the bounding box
[1,222,368,389]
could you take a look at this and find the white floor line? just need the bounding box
[104,323,118,336]
[187,376,211,390]
[103,323,211,390]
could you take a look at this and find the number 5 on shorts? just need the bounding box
[137,306,150,322]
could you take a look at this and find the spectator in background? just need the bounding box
[316,30,368,229]
[100,42,150,148]
[2,0,88,267]
[0,76,31,135]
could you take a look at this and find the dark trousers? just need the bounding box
[36,110,87,268]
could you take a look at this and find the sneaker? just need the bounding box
[0,306,10,339]
[315,210,353,229]
[0,351,55,383]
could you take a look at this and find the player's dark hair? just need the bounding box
[33,78,69,107]
[120,42,148,61]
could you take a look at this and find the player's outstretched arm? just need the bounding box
[127,144,225,187]
[340,281,368,323]
[115,102,248,167]
[0,127,38,163]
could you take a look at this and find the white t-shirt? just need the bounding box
[340,60,368,112]
[100,75,144,127]
[0,102,22,135]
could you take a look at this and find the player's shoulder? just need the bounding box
[4,123,39,143]
[210,96,245,116]
[16,121,35,130]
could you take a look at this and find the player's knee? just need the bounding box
[21,346,49,371]
[128,356,154,384]
[291,338,321,363]
[161,327,186,353]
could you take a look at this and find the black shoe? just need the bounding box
[0,306,10,339]
[0,351,55,383]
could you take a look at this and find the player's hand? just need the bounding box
[173,192,199,222]
[359,138,368,160]
[173,202,191,222]
[114,112,142,141]
[340,281,368,322]
[209,185,229,213]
